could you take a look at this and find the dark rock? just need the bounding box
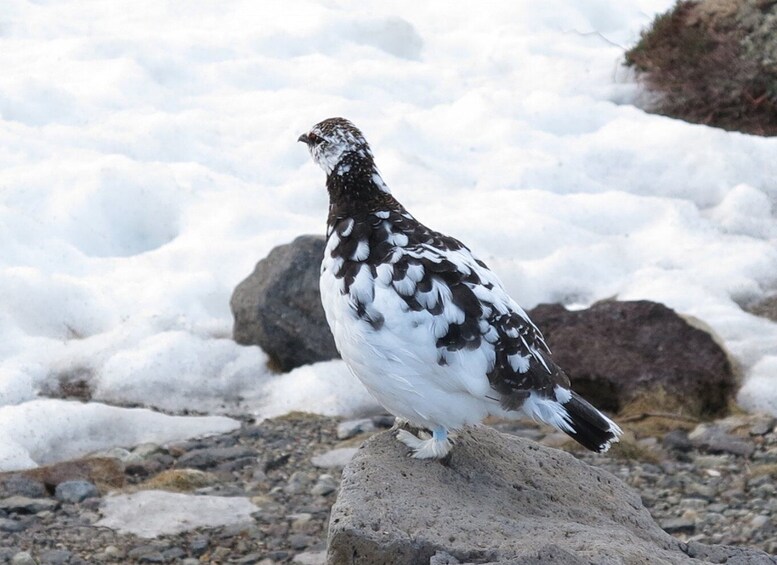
[189,536,209,557]
[0,518,27,533]
[683,541,777,564]
[0,476,47,499]
[177,445,257,469]
[54,481,99,503]
[327,427,773,564]
[663,429,693,452]
[528,300,735,417]
[230,235,339,371]
[660,517,696,534]
[690,425,756,457]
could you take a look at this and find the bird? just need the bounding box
[298,117,622,459]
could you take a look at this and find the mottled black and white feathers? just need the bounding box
[299,117,622,459]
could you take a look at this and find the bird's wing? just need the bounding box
[365,207,571,407]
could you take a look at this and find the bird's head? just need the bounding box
[298,117,374,176]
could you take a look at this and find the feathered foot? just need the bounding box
[395,426,453,459]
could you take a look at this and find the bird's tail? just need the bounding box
[561,391,622,452]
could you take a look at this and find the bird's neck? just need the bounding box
[326,154,395,227]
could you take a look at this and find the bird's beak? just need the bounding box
[298,133,311,145]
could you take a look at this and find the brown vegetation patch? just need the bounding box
[625,0,777,135]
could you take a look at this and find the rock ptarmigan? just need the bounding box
[299,117,622,459]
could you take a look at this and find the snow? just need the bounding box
[1,0,777,475]
[96,490,258,538]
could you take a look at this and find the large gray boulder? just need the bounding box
[327,427,774,564]
[230,235,339,372]
[528,301,735,418]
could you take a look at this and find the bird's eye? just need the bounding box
[308,132,324,144]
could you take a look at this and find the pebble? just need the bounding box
[0,518,27,532]
[336,418,376,440]
[310,474,338,496]
[311,448,358,468]
[660,517,696,534]
[39,549,71,564]
[1,476,48,498]
[292,550,327,564]
[54,480,99,503]
[10,552,36,565]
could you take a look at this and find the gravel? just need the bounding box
[0,412,775,562]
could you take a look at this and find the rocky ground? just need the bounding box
[0,411,775,564]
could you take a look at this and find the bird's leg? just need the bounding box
[389,417,412,432]
[396,426,453,459]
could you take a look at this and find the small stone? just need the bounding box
[662,430,692,452]
[430,551,461,565]
[289,512,313,532]
[161,547,186,561]
[689,425,756,457]
[181,560,200,565]
[190,536,209,556]
[103,545,124,559]
[310,474,338,496]
[750,514,771,530]
[311,448,358,468]
[292,550,327,565]
[132,443,162,458]
[39,549,71,564]
[336,418,376,440]
[1,476,48,498]
[128,544,163,559]
[0,518,27,532]
[660,517,696,534]
[289,534,311,550]
[0,496,58,514]
[55,480,99,503]
[284,471,311,495]
[750,418,775,436]
[11,552,36,565]
[138,554,165,563]
[234,553,264,564]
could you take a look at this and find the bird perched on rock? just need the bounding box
[299,117,622,459]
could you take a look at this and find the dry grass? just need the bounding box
[625,0,777,136]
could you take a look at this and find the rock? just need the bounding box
[39,549,71,564]
[689,425,756,457]
[750,418,776,436]
[0,476,48,498]
[10,552,35,565]
[528,300,735,417]
[663,429,693,452]
[311,448,358,469]
[0,457,124,492]
[230,235,339,371]
[0,496,58,514]
[0,518,27,533]
[293,550,327,565]
[55,480,99,503]
[660,517,696,534]
[327,427,774,564]
[310,474,338,496]
[336,419,376,440]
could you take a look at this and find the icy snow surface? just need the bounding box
[1,0,777,471]
[97,490,258,537]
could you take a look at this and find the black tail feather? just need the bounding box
[563,392,622,453]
